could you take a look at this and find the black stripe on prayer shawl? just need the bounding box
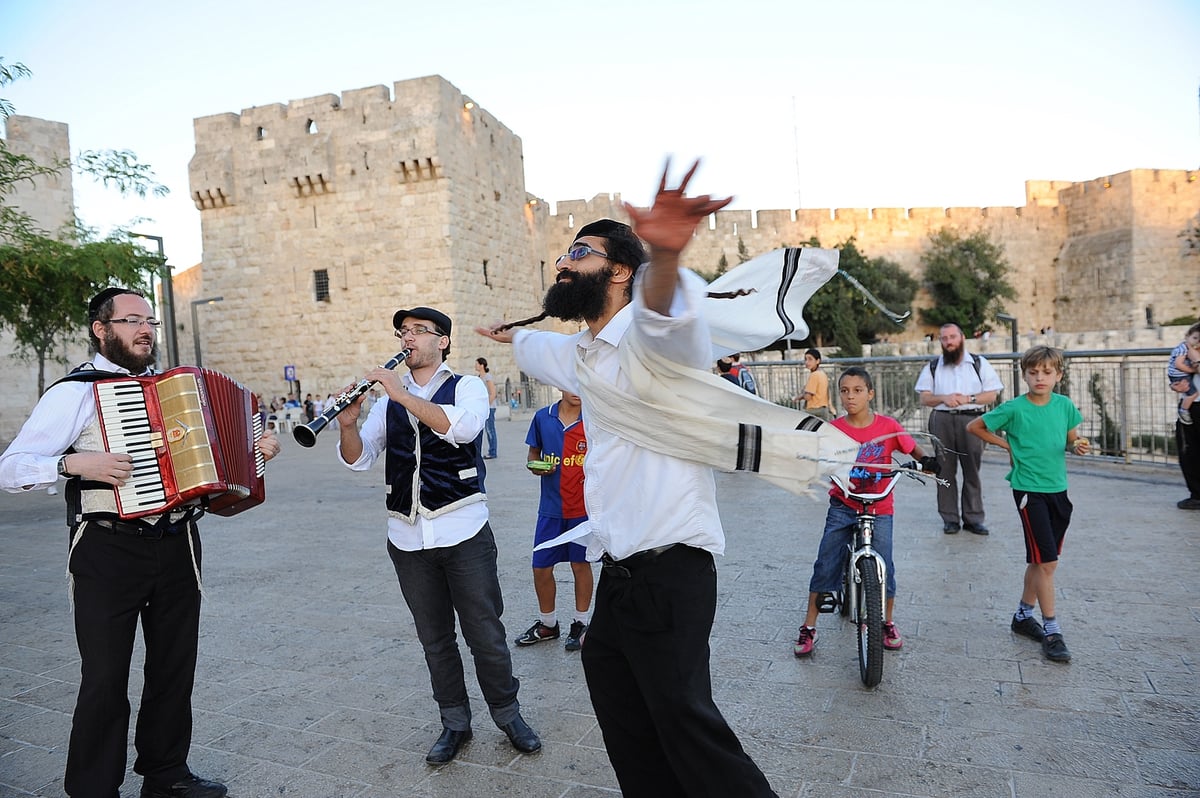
[736,423,763,472]
[774,248,802,338]
[796,416,824,432]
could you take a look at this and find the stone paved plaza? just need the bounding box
[2,415,1198,797]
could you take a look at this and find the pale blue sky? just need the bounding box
[3,0,1198,268]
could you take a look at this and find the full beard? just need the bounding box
[543,266,615,323]
[941,343,964,365]
[102,332,158,374]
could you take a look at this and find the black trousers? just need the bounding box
[581,545,776,798]
[1179,406,1200,500]
[65,523,202,798]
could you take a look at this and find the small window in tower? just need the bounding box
[307,119,318,134]
[314,269,330,302]
[256,126,267,140]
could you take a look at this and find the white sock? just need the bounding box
[539,612,557,628]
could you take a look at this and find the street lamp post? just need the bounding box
[190,296,224,367]
[995,312,1020,391]
[131,233,179,369]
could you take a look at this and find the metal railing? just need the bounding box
[510,347,1180,468]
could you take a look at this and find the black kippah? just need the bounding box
[88,287,136,321]
[574,218,631,242]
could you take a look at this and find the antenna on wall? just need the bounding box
[792,95,802,209]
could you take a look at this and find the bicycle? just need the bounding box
[817,460,940,688]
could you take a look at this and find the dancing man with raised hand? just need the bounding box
[477,161,855,797]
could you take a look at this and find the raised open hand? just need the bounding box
[623,159,732,255]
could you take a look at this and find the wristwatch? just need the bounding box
[969,394,976,404]
[56,455,70,477]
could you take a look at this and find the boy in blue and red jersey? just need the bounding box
[515,391,594,651]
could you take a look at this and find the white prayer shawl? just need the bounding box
[533,248,857,553]
[705,246,840,359]
[577,303,858,497]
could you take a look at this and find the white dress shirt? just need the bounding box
[513,270,725,561]
[0,355,136,492]
[339,362,490,552]
[913,353,1004,411]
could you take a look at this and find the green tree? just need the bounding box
[0,228,161,393]
[799,238,918,357]
[1,58,168,395]
[918,227,1015,334]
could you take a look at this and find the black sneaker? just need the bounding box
[515,620,560,646]
[943,523,960,534]
[1011,615,1045,641]
[1042,633,1071,662]
[565,620,587,651]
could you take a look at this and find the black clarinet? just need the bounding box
[293,349,412,448]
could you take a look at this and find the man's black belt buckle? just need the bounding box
[600,543,678,578]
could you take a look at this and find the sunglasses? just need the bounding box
[555,244,611,266]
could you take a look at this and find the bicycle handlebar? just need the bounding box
[830,461,943,504]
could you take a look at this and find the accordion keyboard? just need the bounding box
[95,381,167,512]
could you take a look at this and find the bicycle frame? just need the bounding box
[830,471,904,688]
[843,514,887,626]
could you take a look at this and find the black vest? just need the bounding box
[384,373,487,520]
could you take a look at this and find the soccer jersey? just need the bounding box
[827,413,916,515]
[981,393,1082,493]
[525,402,587,519]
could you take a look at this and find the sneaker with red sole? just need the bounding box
[883,621,904,650]
[793,626,816,657]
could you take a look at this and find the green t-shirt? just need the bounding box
[981,393,1083,493]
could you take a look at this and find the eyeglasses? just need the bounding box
[103,316,162,329]
[394,324,445,338]
[555,244,610,266]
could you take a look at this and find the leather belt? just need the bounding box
[91,519,186,538]
[600,544,679,578]
[934,408,983,415]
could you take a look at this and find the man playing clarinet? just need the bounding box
[335,306,541,766]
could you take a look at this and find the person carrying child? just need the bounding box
[1167,322,1200,426]
[967,345,1090,663]
[794,366,936,657]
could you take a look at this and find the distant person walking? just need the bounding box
[914,323,1004,535]
[475,357,499,459]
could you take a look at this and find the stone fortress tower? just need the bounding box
[188,75,550,402]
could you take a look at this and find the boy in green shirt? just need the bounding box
[967,346,1089,663]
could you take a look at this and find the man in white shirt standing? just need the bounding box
[336,306,539,766]
[477,163,778,797]
[914,323,1005,535]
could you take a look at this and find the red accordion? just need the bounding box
[93,366,266,519]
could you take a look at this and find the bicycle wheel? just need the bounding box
[856,557,884,687]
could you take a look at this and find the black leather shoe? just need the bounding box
[425,727,472,765]
[1042,633,1071,662]
[140,773,227,798]
[499,715,542,753]
[1011,615,1045,642]
[943,523,960,534]
[964,523,989,535]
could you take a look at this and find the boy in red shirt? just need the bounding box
[795,367,935,657]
